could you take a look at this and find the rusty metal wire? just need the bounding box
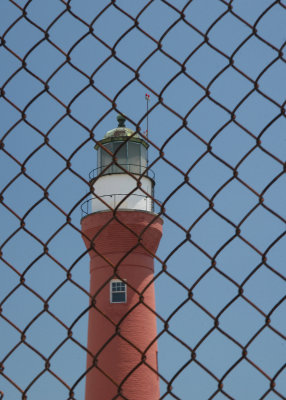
[1,0,286,399]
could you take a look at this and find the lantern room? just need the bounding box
[96,115,148,176]
[87,115,155,214]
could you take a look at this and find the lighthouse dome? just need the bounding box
[103,114,141,140]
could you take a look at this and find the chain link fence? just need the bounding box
[1,0,286,399]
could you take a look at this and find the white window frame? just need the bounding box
[110,279,127,304]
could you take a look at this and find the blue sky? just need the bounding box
[0,0,286,399]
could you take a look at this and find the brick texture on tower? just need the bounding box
[82,210,163,400]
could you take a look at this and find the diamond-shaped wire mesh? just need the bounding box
[1,0,286,399]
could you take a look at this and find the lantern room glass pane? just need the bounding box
[100,143,113,174]
[140,145,147,169]
[97,148,101,170]
[113,141,127,173]
[129,142,140,174]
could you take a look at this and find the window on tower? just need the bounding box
[110,279,127,303]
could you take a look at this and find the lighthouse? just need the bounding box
[81,115,163,400]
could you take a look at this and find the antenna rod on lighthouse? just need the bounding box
[145,93,150,137]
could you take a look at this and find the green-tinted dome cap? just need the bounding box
[95,114,149,149]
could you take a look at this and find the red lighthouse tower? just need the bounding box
[81,115,163,400]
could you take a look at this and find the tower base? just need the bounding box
[81,210,163,400]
